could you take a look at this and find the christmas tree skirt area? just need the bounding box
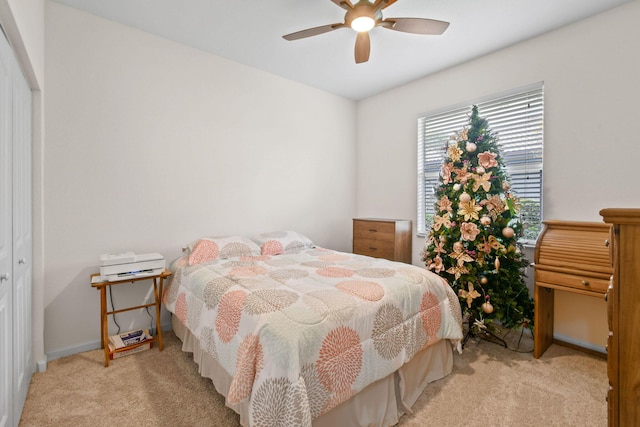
[462,317,509,349]
[399,331,607,427]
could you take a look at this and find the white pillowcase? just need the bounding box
[252,231,315,255]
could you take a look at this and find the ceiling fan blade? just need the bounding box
[354,32,370,64]
[331,0,353,10]
[373,0,398,11]
[283,23,345,41]
[383,17,450,35]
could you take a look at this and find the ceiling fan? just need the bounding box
[282,0,449,64]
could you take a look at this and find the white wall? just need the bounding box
[42,1,640,357]
[44,2,357,357]
[356,1,640,350]
[0,0,44,86]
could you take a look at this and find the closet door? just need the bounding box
[0,28,13,427]
[0,28,32,427]
[11,59,32,421]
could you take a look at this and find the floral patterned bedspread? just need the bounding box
[164,247,463,427]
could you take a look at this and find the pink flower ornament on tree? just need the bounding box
[460,222,480,241]
[477,151,498,169]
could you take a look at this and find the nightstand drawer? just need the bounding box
[536,269,609,293]
[353,220,395,242]
[353,238,395,260]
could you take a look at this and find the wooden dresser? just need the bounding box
[533,220,612,358]
[353,218,412,264]
[600,208,640,427]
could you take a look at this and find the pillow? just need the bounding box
[252,231,315,256]
[186,236,261,266]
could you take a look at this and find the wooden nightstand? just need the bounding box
[90,269,171,367]
[353,218,412,263]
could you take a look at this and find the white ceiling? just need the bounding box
[51,0,632,100]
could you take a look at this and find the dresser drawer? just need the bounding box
[536,269,609,293]
[607,331,615,378]
[606,278,614,331]
[353,218,412,263]
[353,238,395,260]
[353,220,395,243]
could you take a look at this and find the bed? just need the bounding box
[163,232,463,427]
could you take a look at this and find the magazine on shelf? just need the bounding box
[108,329,153,349]
[108,341,153,359]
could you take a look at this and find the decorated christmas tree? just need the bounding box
[422,105,534,337]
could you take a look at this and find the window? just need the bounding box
[417,83,544,243]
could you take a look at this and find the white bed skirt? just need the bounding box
[172,316,453,427]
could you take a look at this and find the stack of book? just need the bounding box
[108,329,153,359]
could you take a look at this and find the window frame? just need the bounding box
[417,82,544,245]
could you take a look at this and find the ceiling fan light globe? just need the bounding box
[351,16,375,32]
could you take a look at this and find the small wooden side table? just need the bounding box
[90,269,171,367]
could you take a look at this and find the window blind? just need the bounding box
[417,83,544,243]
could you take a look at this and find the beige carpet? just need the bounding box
[19,331,607,427]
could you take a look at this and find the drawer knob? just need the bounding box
[0,273,9,281]
[369,229,378,232]
[605,239,610,247]
[581,280,589,286]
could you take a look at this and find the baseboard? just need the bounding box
[553,333,606,358]
[36,357,48,373]
[46,339,103,361]
[46,321,173,362]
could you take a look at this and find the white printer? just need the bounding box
[99,252,165,282]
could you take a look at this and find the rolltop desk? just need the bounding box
[533,220,612,358]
